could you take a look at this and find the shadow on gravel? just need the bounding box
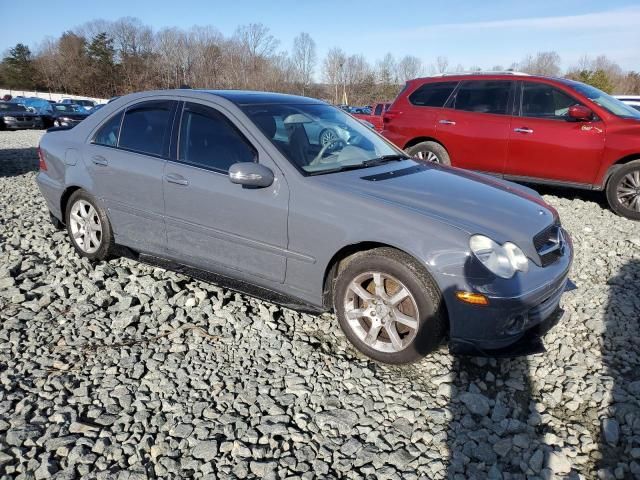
[443,263,562,478]
[0,147,39,177]
[524,183,609,209]
[597,259,640,478]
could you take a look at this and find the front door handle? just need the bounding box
[92,155,108,166]
[165,173,189,186]
[514,127,534,134]
[439,119,456,125]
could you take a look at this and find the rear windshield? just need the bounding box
[568,82,640,119]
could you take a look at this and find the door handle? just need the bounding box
[439,119,456,125]
[92,155,108,166]
[165,173,189,186]
[514,127,534,134]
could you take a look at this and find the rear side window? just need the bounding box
[521,82,580,119]
[178,102,256,173]
[408,82,458,107]
[93,111,123,147]
[374,104,383,115]
[454,81,513,115]
[118,101,175,156]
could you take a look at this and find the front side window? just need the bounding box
[374,104,383,115]
[454,80,513,115]
[118,101,174,156]
[93,111,123,147]
[243,103,404,175]
[521,82,580,119]
[566,81,640,119]
[178,103,256,173]
[409,81,458,107]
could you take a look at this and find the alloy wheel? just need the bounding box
[69,199,102,254]
[320,129,338,146]
[616,170,640,212]
[343,271,419,353]
[415,150,439,163]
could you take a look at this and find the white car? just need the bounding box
[615,95,640,112]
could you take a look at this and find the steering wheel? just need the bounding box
[309,139,347,166]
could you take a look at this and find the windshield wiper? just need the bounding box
[361,154,410,167]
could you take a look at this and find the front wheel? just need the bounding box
[405,141,451,166]
[319,128,339,147]
[606,160,640,221]
[65,190,115,260]
[333,248,446,364]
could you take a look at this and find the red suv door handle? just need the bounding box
[514,127,534,134]
[439,119,456,126]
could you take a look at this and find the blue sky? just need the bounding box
[2,0,639,72]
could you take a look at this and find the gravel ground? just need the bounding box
[0,129,639,480]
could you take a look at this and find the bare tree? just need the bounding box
[322,47,346,104]
[436,56,449,74]
[396,55,423,83]
[292,32,316,95]
[518,51,561,76]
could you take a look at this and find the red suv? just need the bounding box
[383,73,640,220]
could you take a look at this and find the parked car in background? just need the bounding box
[615,95,640,112]
[18,97,57,127]
[49,103,90,127]
[60,98,96,111]
[0,102,43,130]
[89,104,105,114]
[383,73,640,220]
[353,102,391,131]
[37,89,572,364]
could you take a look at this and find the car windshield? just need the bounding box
[54,104,80,112]
[0,103,25,111]
[76,100,94,106]
[242,103,406,175]
[568,82,640,119]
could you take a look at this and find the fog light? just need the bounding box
[455,291,489,306]
[503,314,527,335]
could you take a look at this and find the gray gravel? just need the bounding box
[1,129,639,479]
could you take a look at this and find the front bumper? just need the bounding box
[4,119,44,129]
[442,233,573,357]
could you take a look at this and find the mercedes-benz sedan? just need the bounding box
[36,90,573,364]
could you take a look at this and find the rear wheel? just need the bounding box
[606,160,640,221]
[65,190,115,260]
[405,141,451,166]
[333,248,446,364]
[319,128,339,146]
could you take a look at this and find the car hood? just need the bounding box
[317,160,557,247]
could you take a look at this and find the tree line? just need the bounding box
[1,17,639,104]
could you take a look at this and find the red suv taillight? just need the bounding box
[38,147,47,171]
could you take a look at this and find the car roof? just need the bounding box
[195,89,325,106]
[412,72,567,83]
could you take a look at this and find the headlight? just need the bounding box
[469,235,529,279]
[4,116,16,121]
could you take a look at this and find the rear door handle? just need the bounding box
[439,119,456,125]
[92,155,108,166]
[165,173,189,186]
[514,127,534,134]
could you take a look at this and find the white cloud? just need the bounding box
[385,6,640,36]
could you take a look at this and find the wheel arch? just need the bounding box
[403,136,449,152]
[601,154,640,189]
[321,241,449,328]
[59,185,83,224]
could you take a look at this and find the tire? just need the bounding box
[606,160,640,221]
[405,141,451,166]
[65,190,115,260]
[333,247,446,364]
[319,128,338,146]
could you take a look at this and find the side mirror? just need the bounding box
[568,105,593,122]
[229,162,274,188]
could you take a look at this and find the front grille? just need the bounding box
[533,221,564,267]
